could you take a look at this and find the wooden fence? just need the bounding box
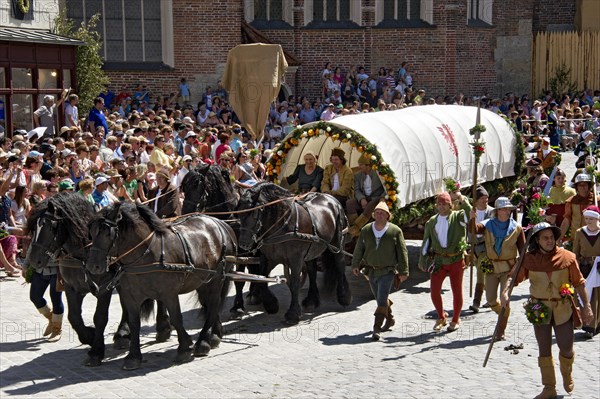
[533,31,600,95]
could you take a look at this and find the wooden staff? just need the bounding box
[483,232,531,368]
[469,101,482,298]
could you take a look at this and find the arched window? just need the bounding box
[374,0,433,27]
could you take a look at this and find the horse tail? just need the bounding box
[140,298,155,321]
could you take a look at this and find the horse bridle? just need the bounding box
[90,216,121,270]
[32,212,63,259]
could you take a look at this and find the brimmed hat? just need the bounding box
[493,197,516,212]
[582,130,593,140]
[58,179,75,191]
[138,120,149,130]
[184,131,197,139]
[61,149,74,158]
[331,148,345,159]
[541,136,550,144]
[574,173,592,185]
[156,171,170,181]
[105,169,120,177]
[182,155,193,162]
[94,176,109,187]
[528,222,561,241]
[182,116,194,124]
[357,155,371,166]
[372,201,391,219]
[525,157,542,167]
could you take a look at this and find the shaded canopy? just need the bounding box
[278,105,517,208]
[222,43,287,141]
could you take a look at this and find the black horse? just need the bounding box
[86,202,237,370]
[236,182,352,324]
[181,164,279,317]
[26,193,172,367]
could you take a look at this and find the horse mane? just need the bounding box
[238,182,292,209]
[27,192,94,244]
[183,164,238,212]
[106,202,170,236]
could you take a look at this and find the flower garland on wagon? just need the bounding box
[266,122,400,214]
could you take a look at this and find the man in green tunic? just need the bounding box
[352,202,409,340]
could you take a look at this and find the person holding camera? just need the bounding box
[352,201,409,341]
[419,191,472,332]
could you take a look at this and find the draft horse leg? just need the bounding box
[85,290,113,367]
[301,259,320,312]
[230,264,247,320]
[155,300,172,342]
[162,295,194,365]
[284,261,303,325]
[194,282,224,357]
[64,286,95,346]
[112,293,131,350]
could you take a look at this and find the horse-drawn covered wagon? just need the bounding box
[267,105,526,232]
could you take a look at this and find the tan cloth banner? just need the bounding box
[222,44,288,141]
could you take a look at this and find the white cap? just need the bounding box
[582,130,593,140]
[182,116,194,124]
[94,176,109,187]
[61,149,74,158]
[182,155,193,162]
[184,131,197,139]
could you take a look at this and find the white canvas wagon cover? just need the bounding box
[276,105,517,208]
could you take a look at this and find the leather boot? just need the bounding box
[469,283,485,313]
[372,306,387,341]
[37,305,53,337]
[47,313,63,343]
[381,299,395,332]
[347,213,359,226]
[494,308,510,341]
[534,356,557,399]
[559,353,574,394]
[349,214,370,237]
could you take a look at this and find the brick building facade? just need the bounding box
[66,0,581,104]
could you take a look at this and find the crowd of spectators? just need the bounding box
[1,62,600,277]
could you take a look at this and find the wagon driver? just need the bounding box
[320,148,354,211]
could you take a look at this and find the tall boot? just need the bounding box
[347,213,359,226]
[349,214,370,237]
[559,353,574,394]
[469,283,485,313]
[372,306,387,341]
[534,356,557,399]
[381,299,395,332]
[37,305,53,337]
[47,313,63,343]
[494,308,510,341]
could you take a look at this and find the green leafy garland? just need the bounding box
[266,121,400,213]
[17,0,30,13]
[524,299,551,325]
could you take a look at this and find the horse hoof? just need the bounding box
[174,350,194,364]
[84,355,103,367]
[113,337,130,350]
[284,312,300,325]
[338,293,352,307]
[194,341,211,357]
[209,334,221,349]
[229,309,245,320]
[156,326,173,343]
[122,357,142,370]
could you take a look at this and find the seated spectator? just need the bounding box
[284,151,323,194]
[346,154,386,237]
[321,148,354,210]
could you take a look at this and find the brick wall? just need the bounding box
[533,0,576,32]
[102,0,578,105]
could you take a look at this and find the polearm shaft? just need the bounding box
[469,101,482,298]
[482,233,530,368]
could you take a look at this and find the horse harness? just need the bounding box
[100,214,234,289]
[252,194,351,257]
